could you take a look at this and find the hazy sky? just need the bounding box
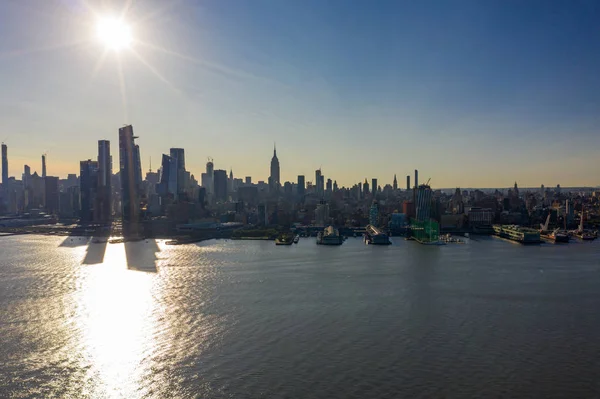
[1,0,599,188]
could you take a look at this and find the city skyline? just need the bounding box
[1,1,600,187]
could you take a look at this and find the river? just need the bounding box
[1,235,600,398]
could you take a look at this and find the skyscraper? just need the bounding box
[245,176,252,185]
[214,169,228,202]
[270,144,280,192]
[297,175,305,197]
[326,178,332,195]
[42,154,47,179]
[23,165,31,189]
[415,184,433,222]
[97,140,112,222]
[369,200,379,226]
[372,179,378,195]
[363,179,370,195]
[119,125,141,224]
[44,176,59,215]
[80,160,98,222]
[1,143,7,186]
[406,175,410,191]
[315,169,323,197]
[169,148,186,195]
[414,169,419,188]
[393,174,398,191]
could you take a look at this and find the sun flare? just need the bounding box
[96,17,132,50]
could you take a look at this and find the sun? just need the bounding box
[96,17,132,50]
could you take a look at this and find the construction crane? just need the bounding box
[425,178,431,186]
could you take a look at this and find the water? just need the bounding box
[1,235,600,398]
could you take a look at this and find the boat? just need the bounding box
[548,229,569,242]
[316,226,344,245]
[439,234,464,244]
[576,231,595,241]
[275,234,294,245]
[364,224,391,245]
[493,225,541,244]
[293,235,300,244]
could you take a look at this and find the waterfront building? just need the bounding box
[80,159,98,222]
[97,140,112,222]
[369,201,379,226]
[118,125,142,224]
[415,185,433,222]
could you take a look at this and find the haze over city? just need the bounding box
[1,0,599,187]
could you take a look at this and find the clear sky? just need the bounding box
[1,0,599,188]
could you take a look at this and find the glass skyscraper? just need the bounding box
[119,125,142,225]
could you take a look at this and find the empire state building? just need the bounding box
[269,144,280,191]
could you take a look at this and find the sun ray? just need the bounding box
[129,48,179,93]
[116,54,129,122]
[133,40,267,84]
[0,40,88,59]
[131,0,183,27]
[90,48,109,81]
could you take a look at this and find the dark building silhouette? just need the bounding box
[119,125,142,224]
[269,145,280,192]
[297,175,305,197]
[97,140,112,222]
[80,160,98,222]
[42,154,47,179]
[44,176,59,215]
[214,169,228,202]
[406,175,410,191]
[372,179,378,195]
[169,148,185,196]
[1,143,7,186]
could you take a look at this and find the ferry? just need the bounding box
[316,226,344,245]
[493,225,541,244]
[364,224,391,245]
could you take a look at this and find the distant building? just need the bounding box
[393,174,398,191]
[270,145,280,192]
[297,175,305,197]
[315,169,323,197]
[97,140,112,222]
[371,179,378,196]
[118,125,142,224]
[369,201,379,226]
[415,185,432,222]
[245,176,252,185]
[414,170,418,188]
[1,143,7,186]
[315,201,329,226]
[406,175,410,191]
[80,160,98,222]
[363,179,370,195]
[42,154,47,179]
[44,176,59,215]
[326,178,332,195]
[214,169,228,202]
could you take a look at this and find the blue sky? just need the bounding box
[0,0,599,188]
